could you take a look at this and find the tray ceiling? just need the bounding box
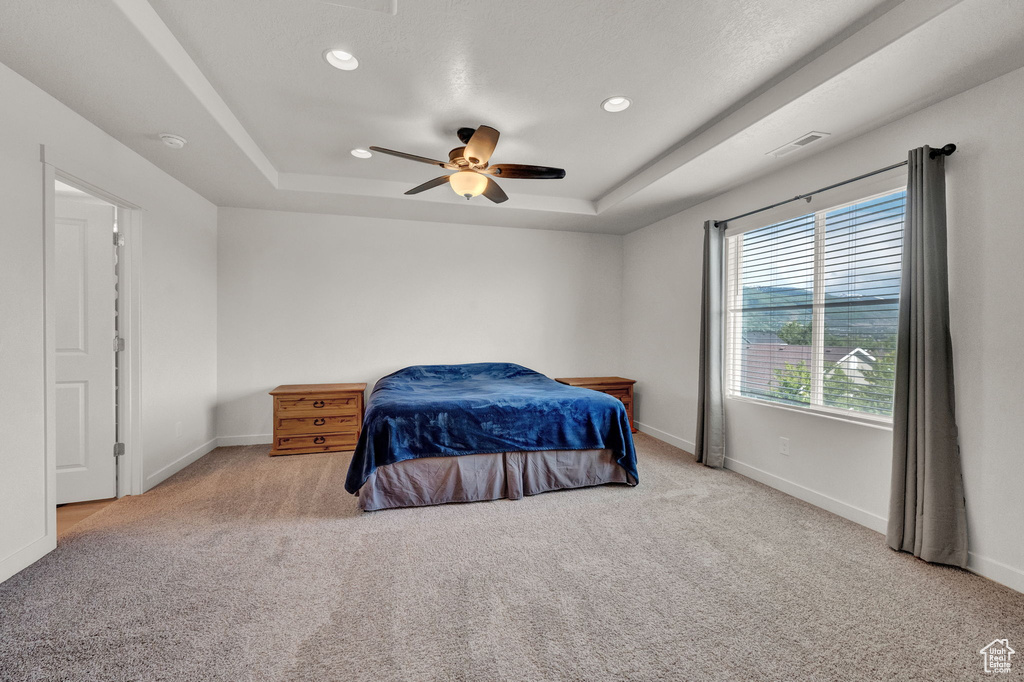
[1,0,1022,233]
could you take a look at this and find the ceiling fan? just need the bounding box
[369,126,566,203]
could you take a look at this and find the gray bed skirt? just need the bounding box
[358,449,634,511]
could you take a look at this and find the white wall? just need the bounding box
[0,61,218,583]
[217,208,624,442]
[624,65,1024,592]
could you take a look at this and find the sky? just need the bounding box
[737,190,905,299]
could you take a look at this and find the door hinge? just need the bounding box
[114,232,125,247]
[114,336,125,352]
[113,442,126,458]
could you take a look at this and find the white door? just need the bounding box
[54,195,117,504]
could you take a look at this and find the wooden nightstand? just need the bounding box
[555,377,638,433]
[268,383,366,456]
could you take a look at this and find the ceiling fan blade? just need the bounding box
[369,146,447,167]
[487,164,566,180]
[456,127,476,144]
[482,177,508,204]
[464,125,500,165]
[404,175,451,195]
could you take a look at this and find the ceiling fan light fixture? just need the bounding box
[350,148,372,158]
[449,170,487,199]
[370,126,562,204]
[324,49,359,71]
[601,96,631,113]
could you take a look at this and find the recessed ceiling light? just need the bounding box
[324,49,359,71]
[351,148,372,159]
[601,96,631,113]
[159,133,187,149]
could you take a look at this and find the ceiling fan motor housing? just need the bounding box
[448,147,468,165]
[369,124,563,205]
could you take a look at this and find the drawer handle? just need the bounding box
[313,436,326,444]
[313,418,325,426]
[313,400,325,408]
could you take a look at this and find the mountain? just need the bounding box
[741,285,898,337]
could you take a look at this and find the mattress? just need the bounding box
[345,362,638,494]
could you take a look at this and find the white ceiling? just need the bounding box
[1,0,1023,234]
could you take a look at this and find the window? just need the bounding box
[726,189,905,419]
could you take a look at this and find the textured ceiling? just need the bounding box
[144,0,887,195]
[1,0,1023,233]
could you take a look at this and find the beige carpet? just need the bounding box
[1,434,1022,681]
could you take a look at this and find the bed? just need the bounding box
[345,363,638,511]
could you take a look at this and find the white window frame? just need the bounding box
[724,187,906,427]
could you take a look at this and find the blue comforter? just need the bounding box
[345,363,637,493]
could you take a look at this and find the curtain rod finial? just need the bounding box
[930,143,957,159]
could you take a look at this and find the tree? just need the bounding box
[777,320,812,346]
[820,342,897,415]
[771,360,810,404]
[771,353,896,415]
[842,348,896,415]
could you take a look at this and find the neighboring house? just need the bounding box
[825,348,877,385]
[739,344,877,395]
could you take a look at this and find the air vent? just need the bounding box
[767,131,831,158]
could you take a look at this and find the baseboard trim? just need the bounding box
[635,422,693,453]
[724,456,888,534]
[217,434,272,447]
[0,533,56,584]
[967,551,1024,594]
[721,456,1023,593]
[144,438,218,490]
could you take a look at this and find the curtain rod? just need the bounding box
[713,143,957,228]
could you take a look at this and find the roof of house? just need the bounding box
[738,344,870,390]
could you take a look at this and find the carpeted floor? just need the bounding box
[1,434,1021,681]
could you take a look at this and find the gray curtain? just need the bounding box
[887,146,968,568]
[695,220,726,467]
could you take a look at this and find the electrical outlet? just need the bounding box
[175,421,183,438]
[779,437,790,456]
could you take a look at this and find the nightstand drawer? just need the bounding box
[269,383,367,457]
[604,388,631,401]
[274,432,358,454]
[276,414,360,435]
[275,395,359,417]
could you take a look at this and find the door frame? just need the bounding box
[44,163,144,502]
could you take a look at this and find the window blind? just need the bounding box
[726,189,906,418]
